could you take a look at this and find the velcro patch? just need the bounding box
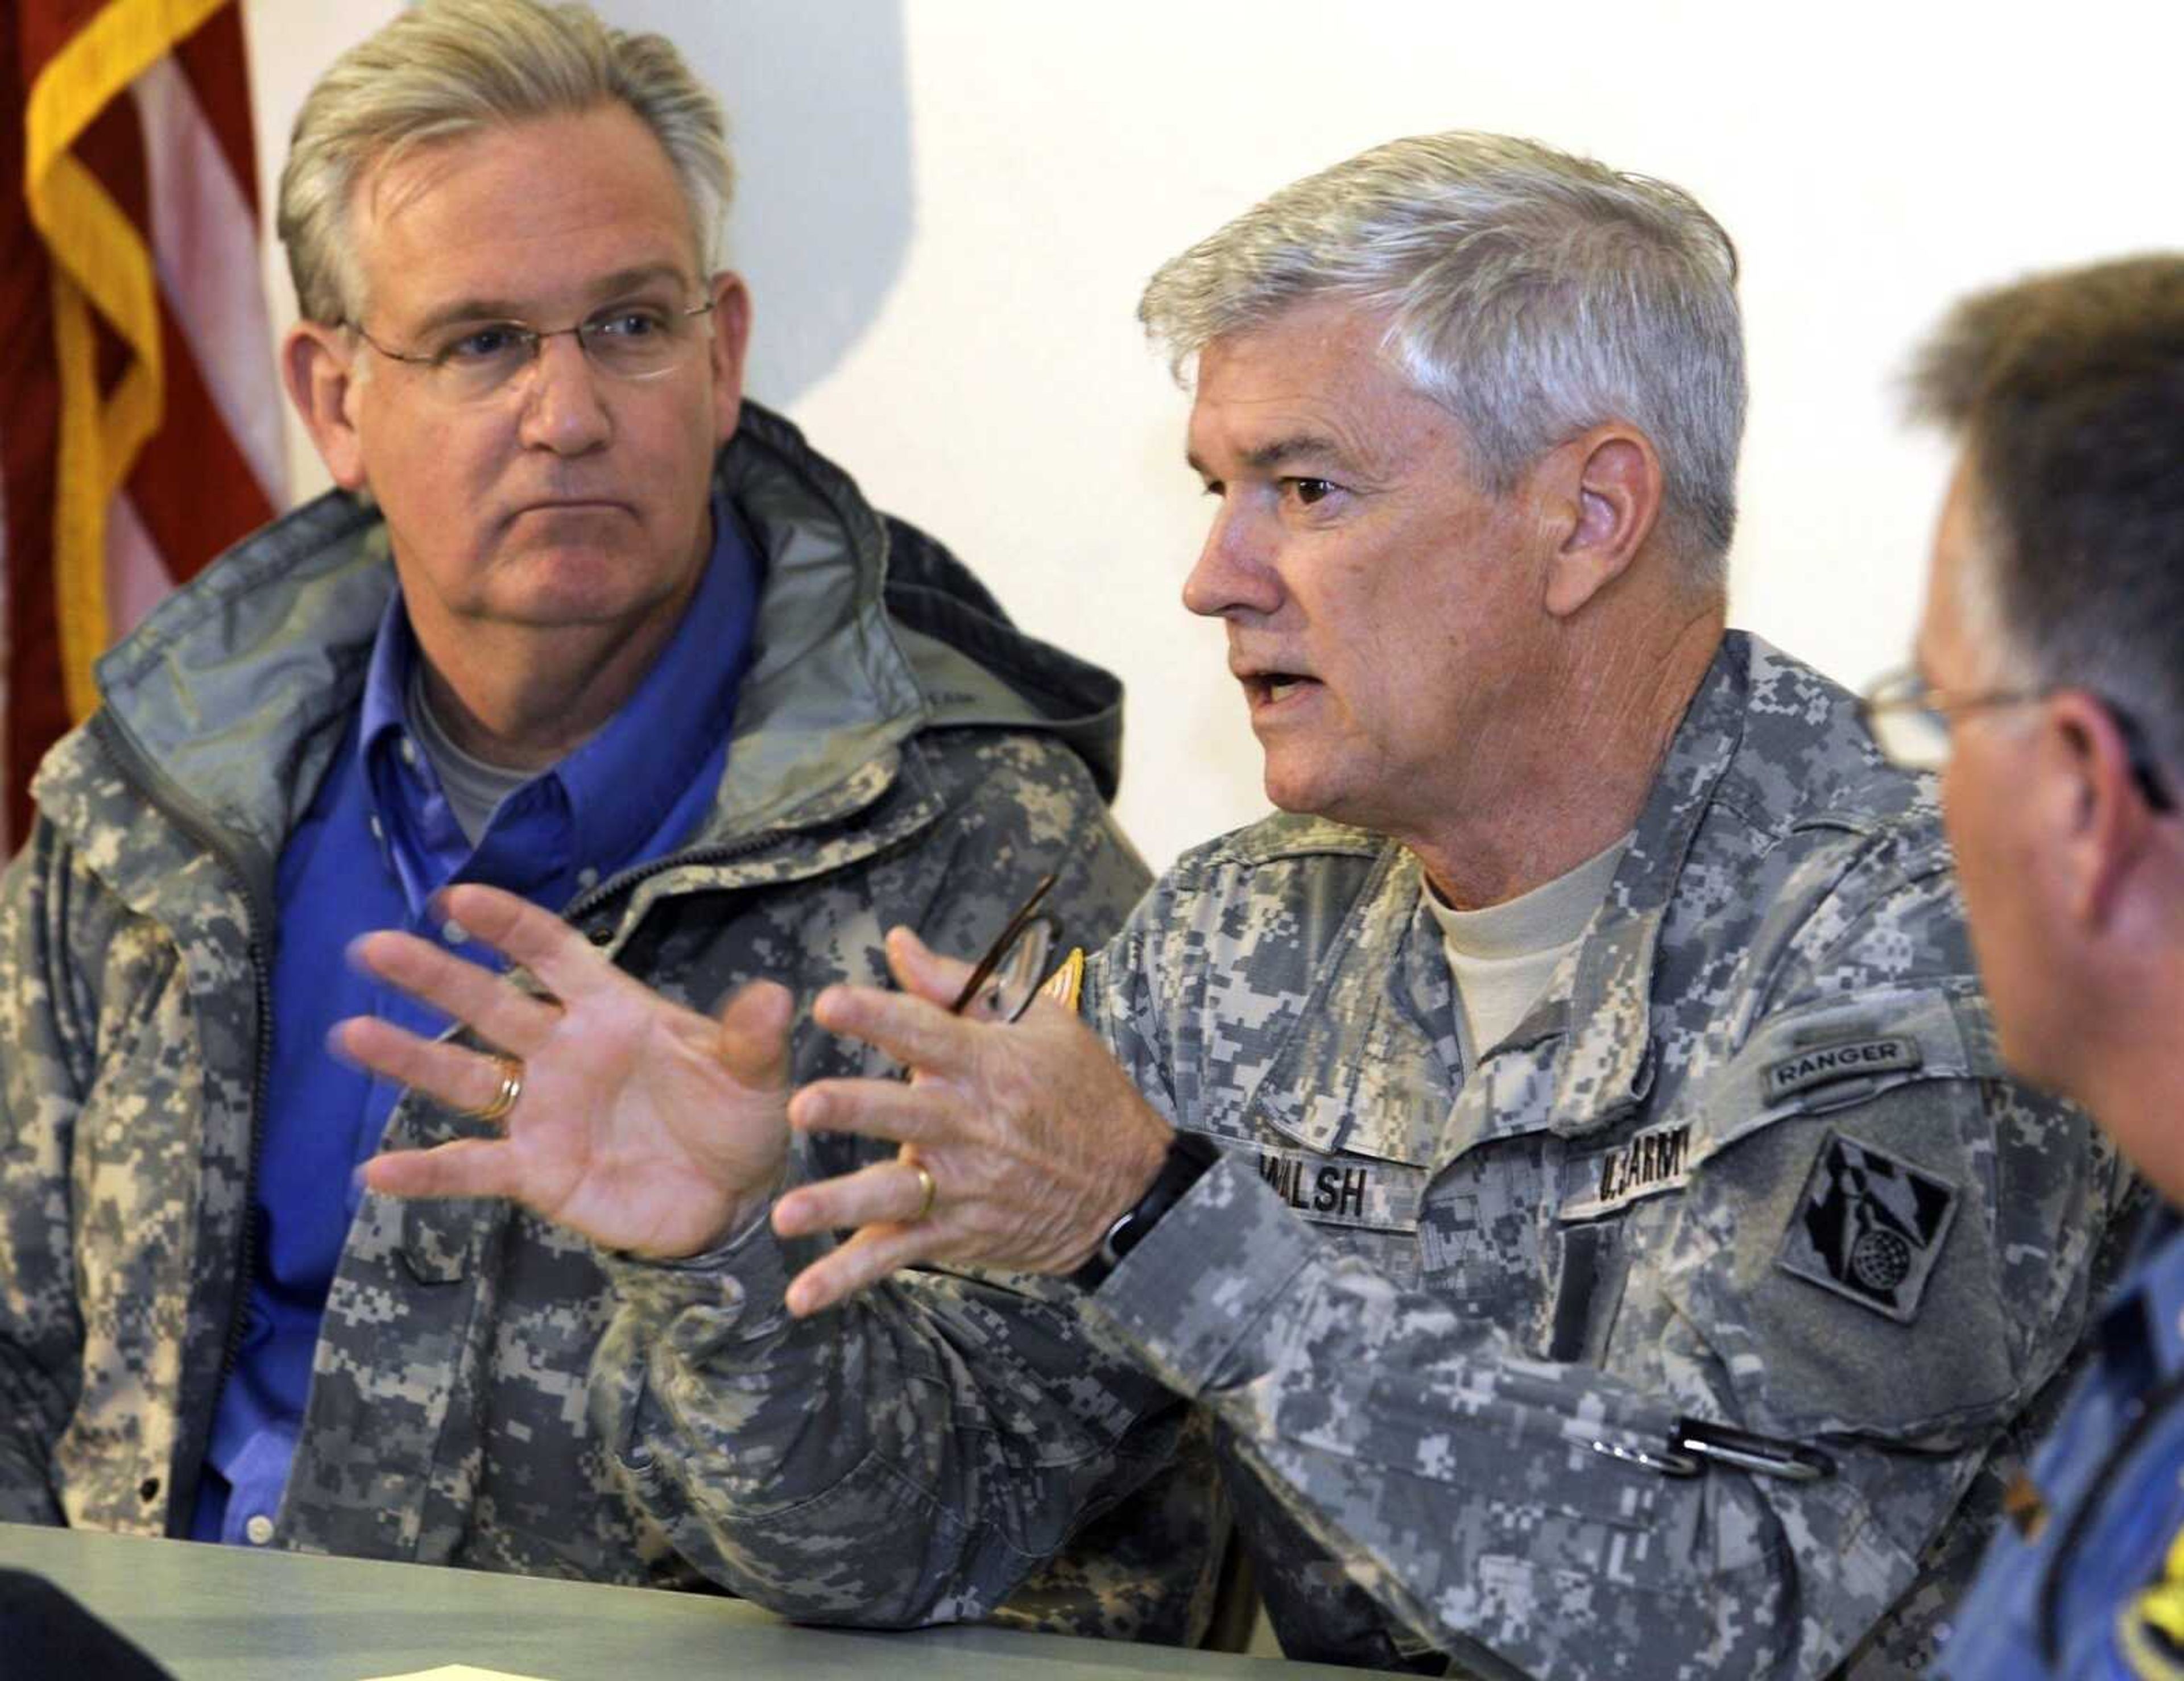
[1763,1036,1922,1104]
[1249,1141,1421,1233]
[1562,1121,1693,1222]
[1776,1131,1959,1323]
[1040,947,1085,1013]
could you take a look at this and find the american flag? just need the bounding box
[1,0,285,848]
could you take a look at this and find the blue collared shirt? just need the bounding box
[191,500,760,1546]
[1934,1202,2184,1679]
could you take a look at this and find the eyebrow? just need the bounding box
[1186,431,1351,480]
[399,263,697,337]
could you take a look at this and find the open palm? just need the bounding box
[336,883,792,1258]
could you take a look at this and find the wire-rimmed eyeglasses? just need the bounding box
[1858,665,2174,813]
[947,873,1065,1024]
[344,297,716,404]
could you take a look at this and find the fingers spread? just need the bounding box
[811,981,976,1075]
[433,883,612,998]
[361,1136,520,1201]
[347,930,561,1057]
[331,1019,527,1119]
[786,1075,957,1149]
[773,1152,941,1239]
[883,925,978,1009]
[715,980,794,1090]
[785,1221,935,1318]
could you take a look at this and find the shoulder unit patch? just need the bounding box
[1775,1130,1959,1323]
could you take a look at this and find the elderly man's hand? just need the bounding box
[333,883,792,1260]
[778,928,1174,1316]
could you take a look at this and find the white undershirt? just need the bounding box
[1423,833,1632,1065]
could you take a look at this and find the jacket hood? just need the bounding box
[726,403,1124,806]
[64,401,1124,874]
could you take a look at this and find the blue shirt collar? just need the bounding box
[358,491,762,909]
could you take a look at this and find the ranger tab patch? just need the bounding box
[1762,1034,1922,1104]
[1776,1131,1959,1324]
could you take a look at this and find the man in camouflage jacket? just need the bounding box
[544,630,2112,1676]
[0,398,1197,1618]
[334,135,2131,1674]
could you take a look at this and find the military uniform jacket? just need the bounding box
[594,634,2126,1676]
[0,405,1182,1619]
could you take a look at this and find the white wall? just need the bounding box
[243,0,2184,876]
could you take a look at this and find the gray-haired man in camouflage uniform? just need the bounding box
[340,134,2132,1674]
[0,0,1210,1634]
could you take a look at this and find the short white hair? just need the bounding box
[279,0,731,325]
[1139,131,1745,584]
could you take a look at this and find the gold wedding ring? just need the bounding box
[469,1055,524,1124]
[907,1160,938,1224]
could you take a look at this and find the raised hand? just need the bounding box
[777,927,1173,1316]
[333,882,793,1258]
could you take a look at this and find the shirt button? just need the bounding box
[577,867,599,891]
[244,1514,275,1546]
[442,920,469,946]
[369,816,384,840]
[399,738,419,768]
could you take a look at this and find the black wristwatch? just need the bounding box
[1071,1129,1223,1290]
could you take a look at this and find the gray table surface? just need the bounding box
[0,1523,1367,1679]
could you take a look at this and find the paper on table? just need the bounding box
[361,1668,557,1680]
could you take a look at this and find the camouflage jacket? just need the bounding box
[594,634,2128,1676]
[0,405,1185,1617]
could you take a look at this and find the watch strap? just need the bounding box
[1071,1128,1223,1290]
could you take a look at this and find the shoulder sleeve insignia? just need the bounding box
[1039,946,1085,1014]
[1774,1130,1959,1323]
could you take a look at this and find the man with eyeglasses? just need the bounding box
[1863,256,2184,1679]
[332,134,2134,1675]
[0,0,1195,1626]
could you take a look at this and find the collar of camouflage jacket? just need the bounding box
[1541,632,1756,1135]
[52,401,1123,918]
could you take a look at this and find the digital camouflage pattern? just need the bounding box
[595,634,2132,1676]
[0,404,1217,1635]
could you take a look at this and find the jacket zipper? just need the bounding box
[86,711,278,1534]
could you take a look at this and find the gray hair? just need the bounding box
[1138,131,1745,584]
[1908,254,2184,779]
[278,0,731,325]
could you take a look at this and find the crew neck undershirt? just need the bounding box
[1423,832,1632,1065]
[406,661,540,846]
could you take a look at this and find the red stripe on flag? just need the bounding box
[18,3,105,86]
[127,297,276,585]
[0,11,65,846]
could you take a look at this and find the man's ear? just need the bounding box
[2041,690,2164,930]
[705,270,752,448]
[282,321,368,491]
[1540,425,1665,619]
